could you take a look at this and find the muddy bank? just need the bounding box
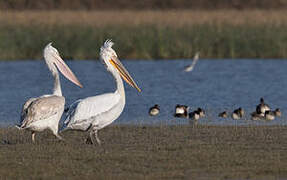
[1,125,287,179]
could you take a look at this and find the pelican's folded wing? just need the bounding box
[21,95,65,128]
[20,97,37,124]
[64,93,120,131]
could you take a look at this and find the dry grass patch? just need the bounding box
[1,10,287,27]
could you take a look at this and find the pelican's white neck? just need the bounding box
[110,68,125,99]
[44,46,63,97]
[52,70,62,96]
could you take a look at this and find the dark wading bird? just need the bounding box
[189,108,205,120]
[218,111,228,118]
[250,111,264,121]
[16,43,83,143]
[197,107,205,118]
[274,108,281,117]
[256,98,270,115]
[232,107,244,120]
[62,40,141,145]
[251,108,281,121]
[264,110,275,121]
[174,104,189,118]
[149,104,160,116]
[189,110,200,120]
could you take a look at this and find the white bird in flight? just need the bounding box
[62,40,141,145]
[16,43,82,143]
[184,52,200,72]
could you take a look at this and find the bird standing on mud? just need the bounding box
[189,110,200,120]
[62,40,141,145]
[218,111,228,118]
[174,104,189,118]
[264,110,275,120]
[256,98,270,115]
[149,104,160,116]
[17,43,82,142]
[251,111,263,120]
[197,107,205,118]
[251,108,281,120]
[189,108,205,120]
[274,108,281,117]
[232,107,244,120]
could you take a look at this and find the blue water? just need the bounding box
[0,59,287,127]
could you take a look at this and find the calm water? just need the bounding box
[0,59,287,127]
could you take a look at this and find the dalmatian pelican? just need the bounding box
[63,40,141,145]
[17,43,82,142]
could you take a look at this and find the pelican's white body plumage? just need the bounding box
[20,95,65,132]
[17,43,82,142]
[64,93,123,131]
[63,40,141,145]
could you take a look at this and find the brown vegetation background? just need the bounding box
[1,10,287,60]
[1,10,287,27]
[1,0,287,10]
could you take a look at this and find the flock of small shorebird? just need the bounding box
[150,54,282,122]
[149,98,282,121]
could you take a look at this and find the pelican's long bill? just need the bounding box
[109,57,141,92]
[52,53,83,88]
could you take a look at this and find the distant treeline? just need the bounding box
[1,0,287,10]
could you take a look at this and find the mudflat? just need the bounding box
[1,125,287,179]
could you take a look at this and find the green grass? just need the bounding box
[0,23,287,60]
[1,125,287,179]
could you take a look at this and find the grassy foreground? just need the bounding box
[1,10,287,60]
[1,125,287,179]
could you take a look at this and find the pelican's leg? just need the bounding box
[93,129,101,145]
[51,127,64,141]
[31,131,35,143]
[85,130,95,144]
[55,134,64,141]
[53,132,64,141]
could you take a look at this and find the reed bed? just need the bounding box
[0,23,287,60]
[0,10,287,60]
[1,125,287,179]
